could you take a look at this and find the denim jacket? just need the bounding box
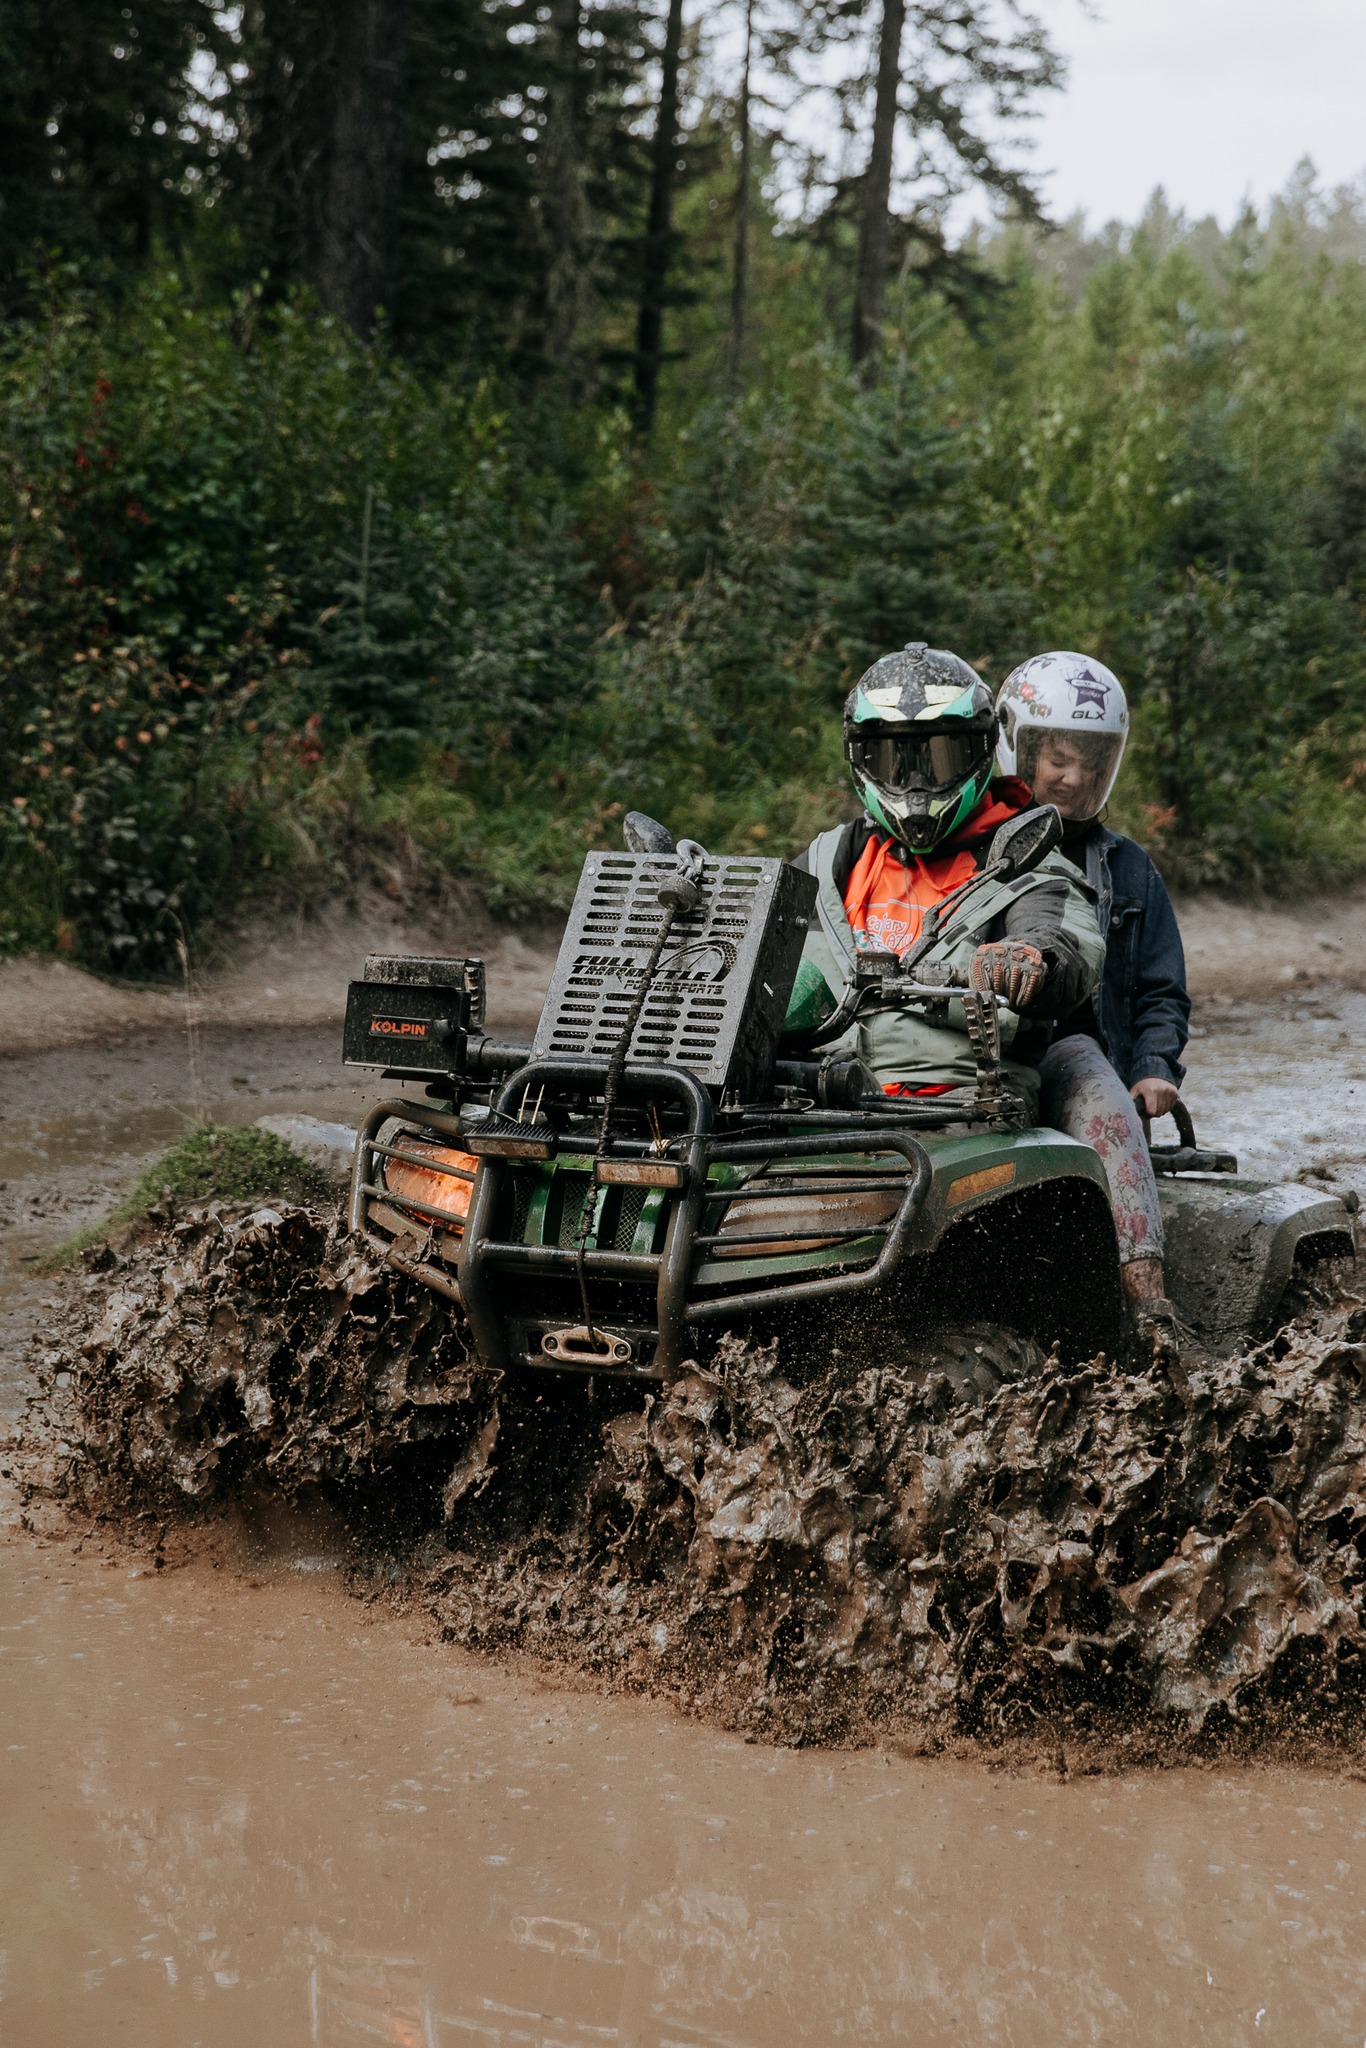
[1076,825,1191,1088]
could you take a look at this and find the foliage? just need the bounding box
[0,285,598,967]
[5,157,1366,964]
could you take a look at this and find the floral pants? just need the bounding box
[1038,1035,1165,1265]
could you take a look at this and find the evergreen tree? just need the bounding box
[306,487,434,751]
[0,0,211,310]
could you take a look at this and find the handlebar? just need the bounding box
[781,965,993,1054]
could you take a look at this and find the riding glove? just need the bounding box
[969,939,1048,1011]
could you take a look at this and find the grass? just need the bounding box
[45,1124,332,1269]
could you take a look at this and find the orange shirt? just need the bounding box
[843,837,976,958]
[841,780,1034,959]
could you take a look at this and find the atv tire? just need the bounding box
[888,1319,1048,1405]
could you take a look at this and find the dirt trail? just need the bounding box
[1,884,1361,1057]
[0,890,557,1053]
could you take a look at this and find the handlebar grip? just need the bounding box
[1137,1093,1196,1148]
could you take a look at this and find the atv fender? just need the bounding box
[900,1126,1125,1361]
[902,1125,1111,1253]
[1159,1176,1357,1345]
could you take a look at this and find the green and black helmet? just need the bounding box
[844,642,997,851]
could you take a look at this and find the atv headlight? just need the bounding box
[379,1137,478,1232]
[712,1184,900,1258]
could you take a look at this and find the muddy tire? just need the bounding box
[889,1319,1048,1404]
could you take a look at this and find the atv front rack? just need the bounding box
[350,1056,933,1379]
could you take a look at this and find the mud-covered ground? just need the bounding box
[14,1193,1366,1756]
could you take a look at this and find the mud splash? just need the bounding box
[15,1200,1366,1750]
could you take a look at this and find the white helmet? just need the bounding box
[995,651,1129,821]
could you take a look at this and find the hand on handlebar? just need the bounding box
[968,940,1047,1010]
[1130,1076,1179,1120]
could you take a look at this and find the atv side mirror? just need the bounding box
[623,811,676,854]
[986,803,1063,880]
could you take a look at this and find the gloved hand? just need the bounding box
[968,939,1047,1010]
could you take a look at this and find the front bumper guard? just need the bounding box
[350,1057,932,1378]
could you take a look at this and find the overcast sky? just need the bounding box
[1027,0,1366,228]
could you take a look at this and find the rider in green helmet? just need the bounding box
[844,642,999,850]
[784,642,1106,1118]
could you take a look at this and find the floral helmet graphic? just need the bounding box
[844,642,997,851]
[995,651,1129,820]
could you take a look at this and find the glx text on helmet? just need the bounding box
[844,642,996,851]
[995,651,1129,821]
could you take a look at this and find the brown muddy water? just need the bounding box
[8,1532,1366,2047]
[2,999,1366,2044]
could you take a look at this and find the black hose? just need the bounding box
[572,898,681,1339]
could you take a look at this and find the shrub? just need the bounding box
[47,1123,328,1267]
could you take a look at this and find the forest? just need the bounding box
[4,0,1366,974]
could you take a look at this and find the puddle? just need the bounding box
[5,1537,1366,2046]
[1182,991,1366,1186]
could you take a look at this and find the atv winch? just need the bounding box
[344,817,1357,1379]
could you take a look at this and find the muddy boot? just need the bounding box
[1121,1255,1166,1306]
[1127,1294,1201,1376]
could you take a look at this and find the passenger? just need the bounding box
[785,642,1104,1125]
[995,651,1191,1315]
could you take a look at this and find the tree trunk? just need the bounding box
[727,0,753,392]
[633,0,686,433]
[541,0,590,367]
[850,0,905,385]
[311,0,410,336]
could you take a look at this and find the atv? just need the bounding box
[343,815,1357,1387]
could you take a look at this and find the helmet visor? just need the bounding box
[1016,727,1125,819]
[849,724,992,794]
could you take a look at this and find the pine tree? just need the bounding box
[0,0,210,311]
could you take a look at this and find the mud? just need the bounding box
[12,1539,1366,2048]
[0,1021,385,1427]
[15,1194,1366,1753]
[5,997,1366,2038]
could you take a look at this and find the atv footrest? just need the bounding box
[1149,1145,1238,1176]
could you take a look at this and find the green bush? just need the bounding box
[6,207,1366,970]
[47,1123,329,1267]
[0,283,599,970]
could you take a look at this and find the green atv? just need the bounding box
[343,817,1357,1388]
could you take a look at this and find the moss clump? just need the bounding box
[48,1124,330,1268]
